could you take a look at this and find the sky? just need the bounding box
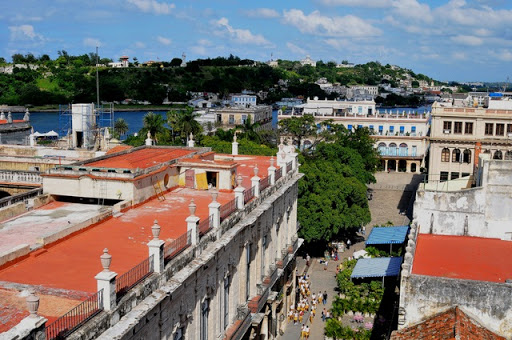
[1,0,512,82]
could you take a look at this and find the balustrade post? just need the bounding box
[147,220,165,273]
[234,175,245,210]
[208,189,221,229]
[251,165,260,197]
[268,157,276,185]
[95,248,117,311]
[186,199,200,246]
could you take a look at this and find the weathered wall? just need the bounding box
[414,159,512,240]
[72,171,302,340]
[401,274,512,338]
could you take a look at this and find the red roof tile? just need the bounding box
[86,148,195,169]
[412,234,512,283]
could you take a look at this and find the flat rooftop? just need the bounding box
[0,201,105,255]
[85,148,195,169]
[412,234,512,283]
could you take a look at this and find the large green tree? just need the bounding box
[167,106,202,144]
[140,112,167,144]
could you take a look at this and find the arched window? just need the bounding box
[452,149,461,163]
[493,150,503,160]
[463,149,471,163]
[378,142,387,155]
[389,143,397,156]
[441,148,450,162]
[505,151,512,160]
[399,143,408,156]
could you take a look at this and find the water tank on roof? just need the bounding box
[489,92,503,97]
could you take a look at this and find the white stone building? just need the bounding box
[4,145,303,340]
[300,56,316,67]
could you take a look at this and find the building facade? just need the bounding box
[231,94,257,107]
[279,101,429,173]
[428,100,512,182]
[2,145,302,340]
[210,106,273,130]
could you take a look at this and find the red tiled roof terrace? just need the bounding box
[412,234,512,283]
[86,148,195,169]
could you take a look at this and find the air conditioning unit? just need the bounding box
[443,129,450,134]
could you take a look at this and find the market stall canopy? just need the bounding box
[350,257,403,279]
[365,226,409,246]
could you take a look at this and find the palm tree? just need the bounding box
[114,118,129,138]
[167,106,202,144]
[140,112,166,144]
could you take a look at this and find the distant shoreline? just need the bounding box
[31,107,173,113]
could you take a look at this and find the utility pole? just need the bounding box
[96,46,100,108]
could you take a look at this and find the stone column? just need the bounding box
[95,248,117,312]
[385,159,388,171]
[232,134,239,155]
[147,220,165,273]
[268,157,276,185]
[278,152,287,176]
[208,189,221,229]
[251,165,260,198]
[395,161,399,172]
[186,199,200,246]
[234,175,245,210]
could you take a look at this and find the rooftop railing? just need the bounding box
[286,161,293,173]
[220,198,237,222]
[0,187,43,209]
[260,176,270,192]
[275,167,283,181]
[199,214,214,236]
[164,230,192,262]
[243,186,255,204]
[116,255,154,300]
[45,289,103,340]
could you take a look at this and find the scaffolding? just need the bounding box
[58,103,114,149]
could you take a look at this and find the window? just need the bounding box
[505,151,512,160]
[400,126,405,135]
[389,126,395,134]
[174,327,184,340]
[452,149,461,163]
[399,143,408,156]
[347,124,353,131]
[441,148,450,162]
[412,146,417,156]
[496,124,505,136]
[389,143,397,156]
[223,277,230,330]
[241,115,247,124]
[261,236,267,277]
[246,244,251,300]
[440,171,449,182]
[507,124,512,135]
[462,172,470,178]
[411,126,416,134]
[463,149,471,163]
[369,125,374,132]
[378,142,387,155]
[378,125,383,132]
[454,122,463,134]
[485,123,494,135]
[201,299,210,340]
[443,121,452,133]
[229,115,235,125]
[357,124,363,129]
[493,150,503,160]
[451,172,460,180]
[465,122,473,134]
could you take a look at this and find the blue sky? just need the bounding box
[1,0,512,82]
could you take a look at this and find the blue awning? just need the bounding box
[350,257,403,278]
[366,226,409,245]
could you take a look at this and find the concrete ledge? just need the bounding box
[36,209,112,246]
[1,315,47,340]
[113,199,132,214]
[0,201,27,222]
[0,243,30,267]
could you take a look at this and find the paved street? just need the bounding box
[279,172,421,339]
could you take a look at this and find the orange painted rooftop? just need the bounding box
[221,154,279,188]
[0,119,25,125]
[412,234,512,283]
[86,148,195,169]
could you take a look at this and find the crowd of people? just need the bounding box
[287,272,331,339]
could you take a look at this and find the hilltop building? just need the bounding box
[1,143,302,340]
[300,56,316,67]
[209,105,273,130]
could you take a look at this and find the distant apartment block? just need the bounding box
[231,94,257,107]
[211,105,272,130]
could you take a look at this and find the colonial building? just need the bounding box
[1,144,302,340]
[279,99,429,173]
[395,155,512,339]
[209,105,273,130]
[428,98,512,182]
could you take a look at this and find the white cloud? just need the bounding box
[286,42,306,55]
[191,39,213,56]
[451,35,483,46]
[83,37,102,47]
[12,14,43,22]
[318,0,391,7]
[282,9,381,37]
[324,39,350,50]
[8,25,44,41]
[391,0,433,23]
[126,0,175,15]
[198,39,213,46]
[215,17,271,45]
[493,49,512,61]
[452,52,467,60]
[157,36,172,45]
[244,8,279,18]
[134,41,146,48]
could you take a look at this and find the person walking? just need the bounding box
[362,225,366,236]
[347,238,351,250]
[323,291,328,305]
[321,309,326,322]
[306,253,311,267]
